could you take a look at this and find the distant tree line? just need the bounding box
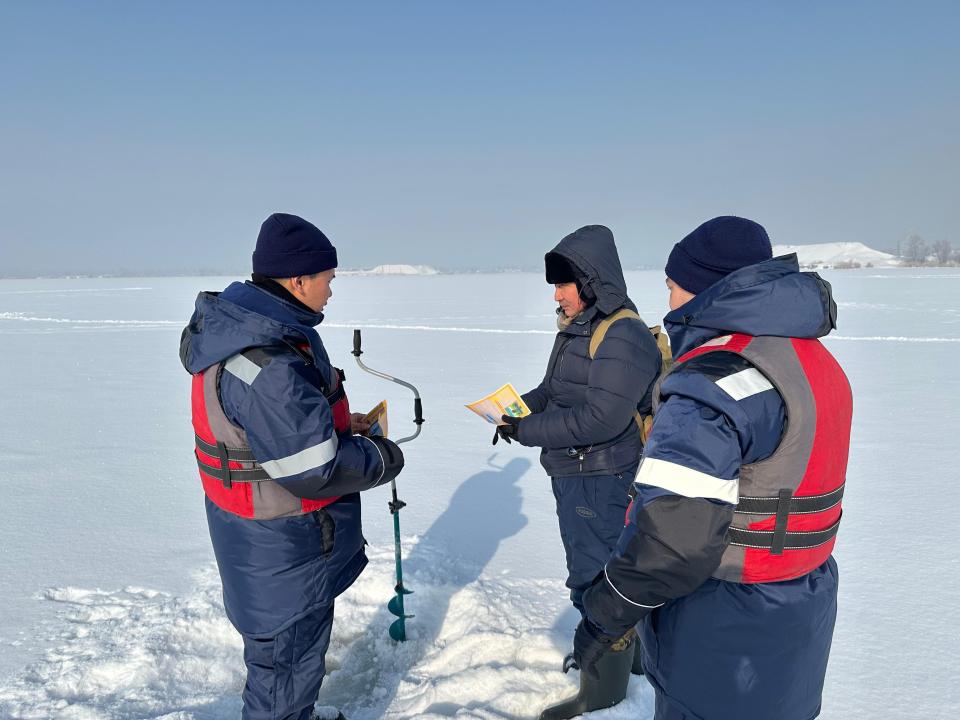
[899,234,959,266]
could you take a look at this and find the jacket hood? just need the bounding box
[545,225,629,316]
[664,254,838,357]
[179,281,328,374]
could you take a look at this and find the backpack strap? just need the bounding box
[588,309,642,359]
[646,325,673,375]
[588,309,673,445]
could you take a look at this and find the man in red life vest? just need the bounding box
[180,213,404,720]
[572,216,851,719]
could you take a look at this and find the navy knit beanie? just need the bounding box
[252,213,338,277]
[665,216,772,294]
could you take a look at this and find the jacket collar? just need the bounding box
[663,255,836,357]
[556,304,600,336]
[242,278,325,328]
[250,273,319,318]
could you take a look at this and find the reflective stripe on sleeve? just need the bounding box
[359,435,386,487]
[603,567,664,609]
[634,457,739,505]
[715,367,774,401]
[260,435,339,480]
[224,354,263,386]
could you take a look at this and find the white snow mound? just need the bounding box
[341,264,439,276]
[772,242,898,269]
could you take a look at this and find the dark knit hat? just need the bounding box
[665,216,772,294]
[252,213,338,277]
[545,252,579,284]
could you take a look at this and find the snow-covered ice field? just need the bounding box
[1,269,958,719]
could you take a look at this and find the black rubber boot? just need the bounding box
[631,636,645,676]
[539,633,634,720]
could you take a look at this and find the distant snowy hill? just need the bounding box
[772,241,899,269]
[342,264,440,276]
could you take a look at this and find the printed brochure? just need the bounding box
[465,383,531,425]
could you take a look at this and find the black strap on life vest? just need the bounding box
[729,485,844,555]
[326,376,346,406]
[194,434,270,488]
[733,483,845,516]
[726,512,842,551]
[275,342,347,404]
[285,342,347,407]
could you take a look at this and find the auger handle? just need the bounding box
[352,328,424,444]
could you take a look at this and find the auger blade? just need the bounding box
[388,617,407,642]
[388,594,416,618]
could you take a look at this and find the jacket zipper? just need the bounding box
[556,336,573,374]
[557,330,585,471]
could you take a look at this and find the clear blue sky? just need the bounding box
[1,1,957,275]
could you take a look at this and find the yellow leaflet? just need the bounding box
[465,383,531,425]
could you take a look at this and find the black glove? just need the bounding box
[571,617,617,678]
[492,415,523,445]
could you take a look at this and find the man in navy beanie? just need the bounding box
[180,213,405,720]
[664,215,773,296]
[573,216,850,720]
[252,212,339,279]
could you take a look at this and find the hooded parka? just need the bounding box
[518,225,662,476]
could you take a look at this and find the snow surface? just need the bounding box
[1,268,958,719]
[771,242,898,269]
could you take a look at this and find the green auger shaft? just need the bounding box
[387,484,413,641]
[352,329,422,643]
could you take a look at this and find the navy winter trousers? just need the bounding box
[642,557,839,720]
[241,603,335,720]
[551,468,636,614]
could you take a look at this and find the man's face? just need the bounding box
[666,277,695,311]
[292,269,336,313]
[554,282,585,318]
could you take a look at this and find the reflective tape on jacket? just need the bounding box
[260,436,339,481]
[634,457,740,505]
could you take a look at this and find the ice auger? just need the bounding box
[351,329,424,641]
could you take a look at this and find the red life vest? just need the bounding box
[191,347,352,520]
[660,333,851,584]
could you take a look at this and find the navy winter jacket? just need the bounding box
[518,226,662,477]
[180,280,398,637]
[583,256,841,719]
